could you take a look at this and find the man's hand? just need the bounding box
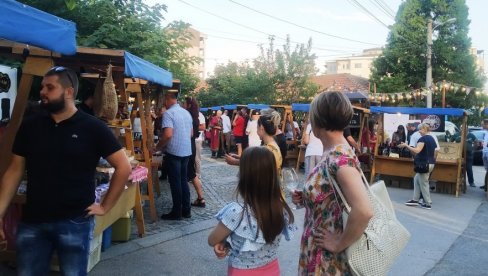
[213,242,229,259]
[86,203,106,216]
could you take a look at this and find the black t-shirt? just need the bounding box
[343,127,352,138]
[275,133,287,160]
[415,135,436,164]
[13,111,121,222]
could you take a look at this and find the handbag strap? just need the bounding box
[324,154,371,214]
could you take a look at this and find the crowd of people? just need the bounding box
[1,66,485,275]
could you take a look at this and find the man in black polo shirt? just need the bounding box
[0,67,131,275]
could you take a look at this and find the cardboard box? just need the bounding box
[50,234,102,272]
[94,184,136,236]
[87,243,102,272]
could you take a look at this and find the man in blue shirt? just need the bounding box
[157,91,193,220]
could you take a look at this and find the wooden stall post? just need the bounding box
[0,56,53,176]
[370,113,383,184]
[456,113,468,197]
[126,79,158,223]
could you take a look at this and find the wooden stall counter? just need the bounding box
[371,155,461,196]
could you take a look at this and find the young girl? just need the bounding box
[208,147,296,275]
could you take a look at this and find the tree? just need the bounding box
[19,0,199,94]
[197,61,275,107]
[254,36,319,104]
[370,0,486,115]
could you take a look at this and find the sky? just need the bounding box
[148,0,487,80]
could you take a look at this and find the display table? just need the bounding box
[0,166,149,264]
[371,155,461,196]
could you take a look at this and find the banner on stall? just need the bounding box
[419,114,445,133]
[383,113,410,143]
[0,65,17,120]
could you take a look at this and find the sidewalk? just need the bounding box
[89,161,488,276]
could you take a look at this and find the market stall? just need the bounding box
[369,106,468,197]
[290,103,371,171]
[1,0,174,243]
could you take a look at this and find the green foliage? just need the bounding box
[254,36,319,104]
[370,0,485,115]
[19,0,199,94]
[198,62,275,107]
[198,36,319,107]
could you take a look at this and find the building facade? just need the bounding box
[185,27,207,80]
[325,48,382,79]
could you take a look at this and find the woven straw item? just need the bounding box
[94,64,118,120]
[326,166,411,276]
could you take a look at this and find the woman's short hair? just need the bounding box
[258,109,281,136]
[418,123,431,132]
[310,91,353,131]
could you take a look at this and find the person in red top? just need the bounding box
[233,110,246,156]
[361,119,377,153]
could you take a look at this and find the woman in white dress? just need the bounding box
[246,110,262,147]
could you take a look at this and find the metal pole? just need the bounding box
[442,80,446,108]
[426,19,433,108]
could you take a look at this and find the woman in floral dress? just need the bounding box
[293,91,373,275]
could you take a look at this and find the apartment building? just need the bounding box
[185,27,207,80]
[325,48,382,79]
[326,47,485,81]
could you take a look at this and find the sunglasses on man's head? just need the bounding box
[49,66,74,88]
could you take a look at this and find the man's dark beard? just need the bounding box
[40,93,65,114]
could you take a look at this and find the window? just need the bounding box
[355,63,362,68]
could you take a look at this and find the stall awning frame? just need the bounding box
[0,0,77,55]
[370,106,467,117]
[123,52,172,87]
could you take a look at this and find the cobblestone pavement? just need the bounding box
[129,147,240,239]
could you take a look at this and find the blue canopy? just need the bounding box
[370,106,466,117]
[124,52,172,87]
[0,0,77,55]
[247,104,269,110]
[200,107,208,112]
[223,104,237,110]
[210,106,222,111]
[292,103,310,112]
[484,108,488,115]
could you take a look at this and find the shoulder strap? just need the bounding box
[324,156,370,213]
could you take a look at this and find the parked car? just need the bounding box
[469,129,485,165]
[431,121,460,142]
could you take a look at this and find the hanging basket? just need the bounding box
[94,64,118,121]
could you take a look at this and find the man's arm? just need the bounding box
[156,127,173,151]
[86,149,131,216]
[0,155,25,239]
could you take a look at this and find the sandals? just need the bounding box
[191,198,206,208]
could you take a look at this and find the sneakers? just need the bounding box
[469,183,476,187]
[405,200,419,206]
[420,202,432,210]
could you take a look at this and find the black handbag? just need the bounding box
[413,140,430,173]
[414,159,429,173]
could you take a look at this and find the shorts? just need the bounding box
[234,136,244,144]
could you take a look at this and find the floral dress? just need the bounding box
[298,144,360,276]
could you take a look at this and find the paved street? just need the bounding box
[2,148,488,275]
